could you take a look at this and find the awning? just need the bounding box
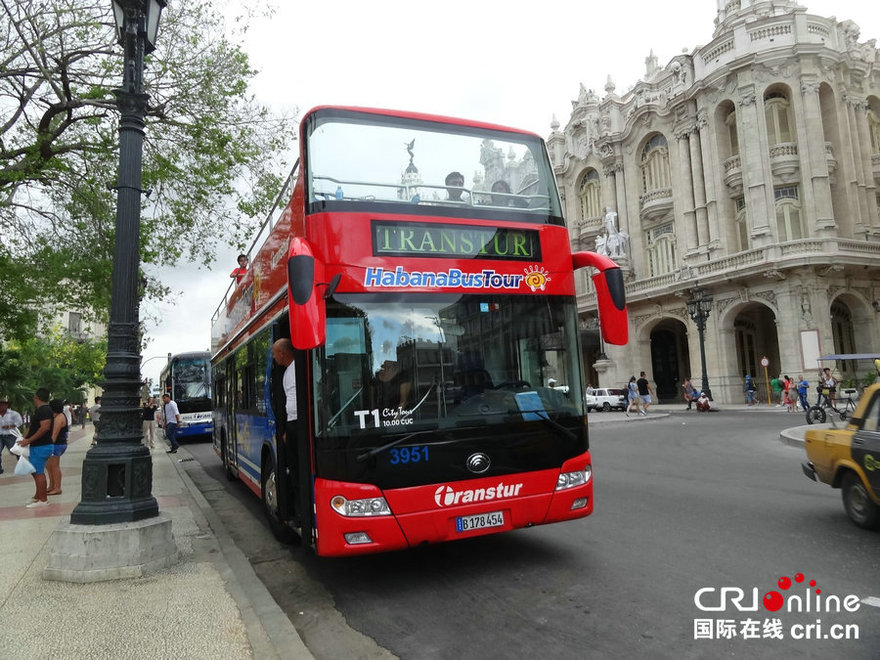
[817,354,880,361]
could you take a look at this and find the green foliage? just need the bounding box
[0,328,106,410]
[0,0,296,341]
[865,369,878,389]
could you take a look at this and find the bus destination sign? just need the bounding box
[372,220,541,262]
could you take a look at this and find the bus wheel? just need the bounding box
[841,472,880,530]
[261,453,294,543]
[805,406,825,425]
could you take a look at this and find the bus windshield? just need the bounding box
[312,293,584,440]
[172,356,211,403]
[305,111,563,222]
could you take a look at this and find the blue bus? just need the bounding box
[159,351,213,440]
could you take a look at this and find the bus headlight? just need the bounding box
[330,495,392,517]
[556,466,592,490]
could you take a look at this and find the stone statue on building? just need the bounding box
[596,208,629,260]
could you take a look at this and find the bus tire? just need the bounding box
[261,452,294,543]
[841,472,880,530]
[805,405,825,425]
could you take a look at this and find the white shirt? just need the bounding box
[0,407,23,433]
[163,400,181,424]
[283,362,297,421]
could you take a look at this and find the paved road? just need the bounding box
[185,410,880,659]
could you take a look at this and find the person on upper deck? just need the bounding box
[230,254,248,284]
[444,171,469,203]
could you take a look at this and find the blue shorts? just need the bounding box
[52,444,68,457]
[28,445,54,475]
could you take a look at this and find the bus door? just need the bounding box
[270,320,315,544]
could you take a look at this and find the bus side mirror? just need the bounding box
[572,251,628,346]
[287,237,326,349]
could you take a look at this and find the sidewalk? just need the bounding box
[0,425,312,659]
[586,401,819,447]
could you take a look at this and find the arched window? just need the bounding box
[640,134,670,194]
[775,185,803,241]
[764,92,793,145]
[647,223,676,277]
[735,196,749,251]
[726,109,739,156]
[578,169,601,221]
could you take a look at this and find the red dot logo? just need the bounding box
[794,573,804,583]
[778,576,791,590]
[763,591,784,612]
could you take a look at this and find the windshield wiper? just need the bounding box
[511,409,578,442]
[356,429,435,463]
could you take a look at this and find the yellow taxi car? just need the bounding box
[802,381,880,529]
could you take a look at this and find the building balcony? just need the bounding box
[872,152,880,181]
[769,142,799,180]
[639,187,673,222]
[723,154,743,196]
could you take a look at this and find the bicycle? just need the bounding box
[805,388,858,424]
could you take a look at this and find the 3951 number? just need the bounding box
[389,446,429,465]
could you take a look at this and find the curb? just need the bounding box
[168,450,313,660]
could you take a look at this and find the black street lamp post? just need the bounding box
[686,283,714,401]
[70,0,166,525]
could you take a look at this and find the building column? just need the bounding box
[853,98,879,237]
[844,94,870,237]
[675,127,699,253]
[696,110,721,252]
[736,86,772,240]
[689,120,710,246]
[798,80,835,232]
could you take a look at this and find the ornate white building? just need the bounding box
[549,0,880,404]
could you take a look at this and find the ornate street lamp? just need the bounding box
[686,282,714,401]
[70,0,167,525]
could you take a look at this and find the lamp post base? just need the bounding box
[43,513,177,583]
[71,442,159,524]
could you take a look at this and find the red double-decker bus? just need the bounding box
[211,106,627,556]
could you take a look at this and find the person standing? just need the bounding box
[19,388,54,507]
[0,397,24,474]
[637,371,654,413]
[796,375,810,411]
[141,398,157,449]
[744,374,757,406]
[46,399,68,496]
[819,367,837,407]
[271,338,305,525]
[161,393,181,454]
[771,375,783,407]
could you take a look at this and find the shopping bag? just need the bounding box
[10,441,29,457]
[14,455,35,476]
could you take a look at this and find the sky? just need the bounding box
[139,0,878,387]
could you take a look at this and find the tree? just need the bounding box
[0,0,296,340]
[0,327,106,409]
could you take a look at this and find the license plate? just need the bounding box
[456,511,504,533]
